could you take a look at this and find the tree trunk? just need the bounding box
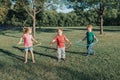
[100,15,103,34]
[33,16,36,38]
[99,3,104,34]
[33,7,36,38]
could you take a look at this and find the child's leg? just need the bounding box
[90,44,95,55]
[61,47,66,59]
[24,51,28,63]
[57,48,62,61]
[30,50,35,63]
[29,47,35,63]
[87,45,91,55]
[87,44,94,55]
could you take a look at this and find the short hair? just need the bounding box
[57,27,63,32]
[87,24,93,29]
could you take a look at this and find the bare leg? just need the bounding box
[24,51,28,63]
[30,50,35,63]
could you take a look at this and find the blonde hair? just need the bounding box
[23,27,32,34]
[87,24,93,29]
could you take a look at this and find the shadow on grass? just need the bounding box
[36,28,57,33]
[34,51,57,60]
[66,50,86,56]
[13,59,92,80]
[56,66,93,80]
[0,31,5,35]
[32,62,93,80]
[13,46,57,60]
[39,46,86,56]
[36,28,72,33]
[0,61,5,69]
[0,30,21,38]
[13,46,24,52]
[4,34,20,38]
[0,26,22,31]
[0,48,24,62]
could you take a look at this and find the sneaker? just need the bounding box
[86,53,90,56]
[91,51,95,55]
[93,51,95,55]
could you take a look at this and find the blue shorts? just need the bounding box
[24,46,33,52]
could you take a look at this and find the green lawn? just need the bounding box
[0,27,120,80]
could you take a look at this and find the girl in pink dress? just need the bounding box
[18,27,37,63]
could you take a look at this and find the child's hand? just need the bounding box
[69,42,72,45]
[50,43,52,48]
[35,40,38,43]
[18,38,23,45]
[96,39,98,42]
[33,40,38,44]
[18,42,22,45]
[82,36,87,41]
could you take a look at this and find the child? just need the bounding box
[82,24,98,55]
[50,28,72,62]
[18,27,37,63]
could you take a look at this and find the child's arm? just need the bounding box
[32,37,38,43]
[65,38,72,45]
[82,36,87,41]
[50,40,56,47]
[94,35,98,41]
[18,37,23,44]
[65,38,72,49]
[50,36,57,47]
[64,35,72,45]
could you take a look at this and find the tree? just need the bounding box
[104,9,119,26]
[10,0,17,9]
[68,0,120,34]
[21,0,45,38]
[0,0,10,24]
[0,7,8,23]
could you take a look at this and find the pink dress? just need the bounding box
[22,34,33,47]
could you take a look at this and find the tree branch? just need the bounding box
[22,0,33,18]
[36,8,42,14]
[24,6,34,18]
[36,3,53,14]
[93,7,100,14]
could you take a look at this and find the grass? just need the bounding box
[0,26,120,80]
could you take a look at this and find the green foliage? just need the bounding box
[68,0,120,26]
[0,7,8,24]
[0,0,120,26]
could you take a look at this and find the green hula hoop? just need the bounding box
[74,40,98,47]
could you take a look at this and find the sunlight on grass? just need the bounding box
[0,27,120,80]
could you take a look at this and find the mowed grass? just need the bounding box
[0,26,120,80]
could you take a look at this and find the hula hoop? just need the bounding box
[33,42,42,47]
[44,47,57,53]
[17,42,42,48]
[44,43,72,53]
[74,40,98,47]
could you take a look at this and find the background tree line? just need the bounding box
[1,9,120,27]
[0,0,120,27]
